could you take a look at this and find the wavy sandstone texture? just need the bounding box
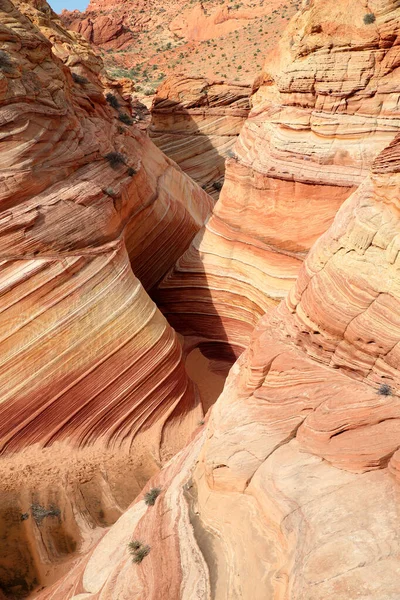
[155,0,400,354]
[0,0,213,595]
[149,75,251,198]
[40,61,400,600]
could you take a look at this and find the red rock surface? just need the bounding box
[149,75,251,198]
[155,0,400,354]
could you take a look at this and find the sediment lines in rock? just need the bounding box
[150,75,251,199]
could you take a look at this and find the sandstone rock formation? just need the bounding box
[155,0,400,355]
[3,0,400,598]
[39,66,400,600]
[150,75,251,198]
[0,0,213,595]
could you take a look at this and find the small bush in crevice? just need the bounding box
[106,92,120,109]
[363,13,376,24]
[103,187,116,198]
[118,112,133,125]
[127,167,137,176]
[0,50,13,73]
[378,383,392,396]
[30,504,60,525]
[105,151,126,168]
[72,72,89,84]
[144,487,162,506]
[128,540,150,563]
[212,180,223,191]
[117,125,125,134]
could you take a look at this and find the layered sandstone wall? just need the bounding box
[155,0,400,353]
[149,75,251,199]
[0,0,213,594]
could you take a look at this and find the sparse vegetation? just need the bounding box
[30,504,60,525]
[105,151,126,168]
[363,13,376,24]
[72,72,89,84]
[0,50,12,72]
[118,112,133,125]
[128,540,151,563]
[378,383,392,396]
[103,187,117,197]
[212,180,223,191]
[128,540,142,552]
[106,92,120,109]
[144,487,162,506]
[127,166,137,176]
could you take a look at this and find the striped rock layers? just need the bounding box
[155,0,400,353]
[149,76,251,199]
[0,0,213,594]
[42,101,400,600]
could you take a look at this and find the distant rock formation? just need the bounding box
[60,0,298,92]
[150,75,251,199]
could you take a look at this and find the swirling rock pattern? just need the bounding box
[155,0,400,353]
[0,0,213,594]
[40,2,400,598]
[149,75,251,199]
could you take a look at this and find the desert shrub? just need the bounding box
[128,540,142,552]
[128,540,150,563]
[144,487,162,506]
[105,151,126,168]
[72,72,89,84]
[127,167,137,176]
[0,50,12,73]
[30,504,60,525]
[363,13,376,24]
[212,181,223,191]
[118,112,133,125]
[103,187,116,197]
[106,92,120,109]
[378,383,392,396]
[132,545,150,563]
